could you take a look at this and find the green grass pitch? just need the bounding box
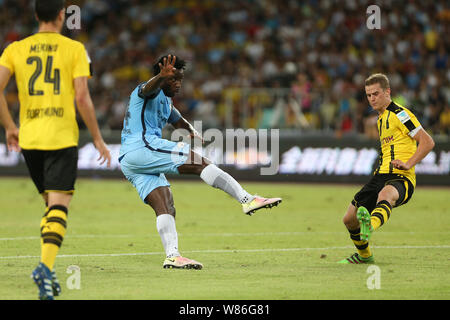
[0,177,449,300]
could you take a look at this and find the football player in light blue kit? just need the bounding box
[119,55,282,269]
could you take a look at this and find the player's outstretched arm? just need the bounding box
[171,114,203,143]
[391,128,435,170]
[141,54,177,97]
[0,66,19,152]
[74,76,111,167]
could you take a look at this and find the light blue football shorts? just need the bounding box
[120,139,190,203]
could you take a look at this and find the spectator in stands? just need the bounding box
[0,0,448,138]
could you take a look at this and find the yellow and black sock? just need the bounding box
[370,200,392,230]
[348,227,372,258]
[40,205,68,271]
[39,207,49,247]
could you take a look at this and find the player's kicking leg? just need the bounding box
[356,206,373,242]
[178,151,282,215]
[338,179,401,264]
[145,186,203,270]
[339,203,375,264]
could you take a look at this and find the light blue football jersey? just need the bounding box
[119,84,177,159]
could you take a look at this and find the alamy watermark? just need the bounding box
[66,5,81,30]
[366,265,381,290]
[366,5,381,30]
[170,121,280,176]
[66,265,81,290]
[67,4,382,31]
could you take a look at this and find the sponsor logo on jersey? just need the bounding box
[382,135,394,144]
[396,110,410,123]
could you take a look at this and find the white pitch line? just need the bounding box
[0,245,449,260]
[1,231,449,241]
[0,232,332,241]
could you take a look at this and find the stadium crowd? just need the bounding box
[1,0,449,138]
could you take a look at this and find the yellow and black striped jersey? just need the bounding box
[374,101,422,186]
[0,32,92,150]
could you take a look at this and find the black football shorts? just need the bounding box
[351,173,414,212]
[22,146,78,194]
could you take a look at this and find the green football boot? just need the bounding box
[338,253,375,264]
[357,206,373,241]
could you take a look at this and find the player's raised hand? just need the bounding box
[158,54,177,78]
[94,138,112,168]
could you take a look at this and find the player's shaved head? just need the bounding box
[35,0,65,22]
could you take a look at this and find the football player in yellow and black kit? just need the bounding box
[0,0,111,299]
[339,73,435,264]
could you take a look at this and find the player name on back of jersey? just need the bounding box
[29,43,58,53]
[26,107,64,119]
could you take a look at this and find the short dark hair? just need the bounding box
[365,73,390,90]
[35,0,65,22]
[153,55,186,75]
